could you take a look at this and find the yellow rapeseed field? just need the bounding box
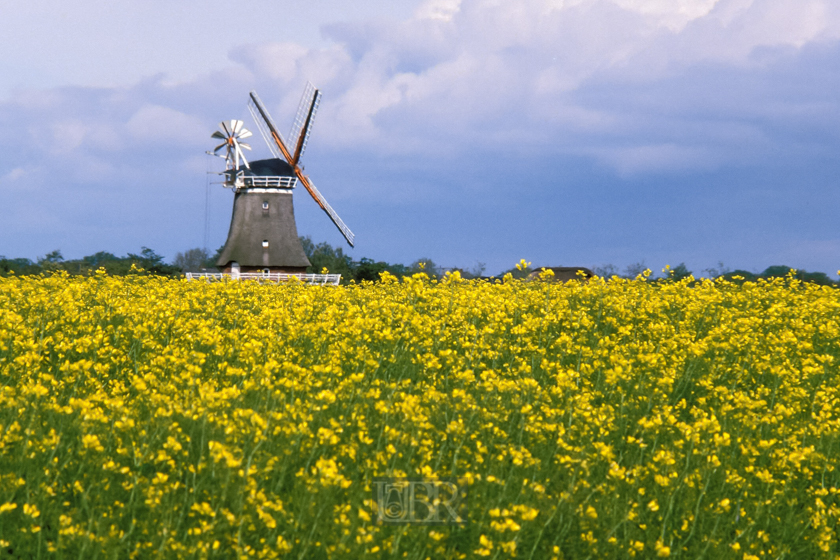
[0,269,839,559]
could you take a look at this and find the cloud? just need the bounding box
[0,168,27,190]
[126,105,206,145]
[594,143,721,175]
[2,0,840,274]
[218,0,834,173]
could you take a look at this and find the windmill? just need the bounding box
[210,84,354,276]
[211,120,252,171]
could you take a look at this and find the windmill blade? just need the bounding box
[247,89,353,246]
[296,174,355,247]
[289,82,319,163]
[210,119,252,170]
[291,88,321,165]
[234,142,250,169]
[248,91,292,162]
[247,101,282,160]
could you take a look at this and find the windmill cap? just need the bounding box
[227,158,295,178]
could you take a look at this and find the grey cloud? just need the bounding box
[3,0,840,275]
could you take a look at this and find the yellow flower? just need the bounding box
[655,540,670,557]
[515,259,532,271]
[23,503,40,518]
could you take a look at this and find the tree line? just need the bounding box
[0,248,179,277]
[1,241,837,286]
[0,239,449,284]
[590,261,837,286]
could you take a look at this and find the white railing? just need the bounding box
[186,272,341,285]
[224,174,298,189]
[241,176,297,188]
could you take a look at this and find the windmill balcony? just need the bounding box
[227,175,298,190]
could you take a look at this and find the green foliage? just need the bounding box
[0,257,39,276]
[208,245,225,268]
[353,258,409,282]
[666,263,692,282]
[2,240,838,287]
[301,236,354,280]
[715,266,836,286]
[37,250,64,266]
[761,265,794,278]
[0,248,180,277]
[722,270,759,282]
[409,258,442,277]
[173,248,211,272]
[82,252,120,268]
[301,237,412,283]
[797,270,835,286]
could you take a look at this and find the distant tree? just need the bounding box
[208,246,225,268]
[453,262,487,280]
[666,263,692,282]
[798,271,835,286]
[410,258,442,277]
[468,262,487,279]
[300,237,315,258]
[37,250,64,271]
[0,257,38,276]
[38,250,64,264]
[623,261,647,279]
[353,258,391,282]
[382,262,410,278]
[126,247,179,276]
[758,266,835,286]
[704,261,730,278]
[173,248,211,272]
[722,270,759,282]
[300,236,354,279]
[82,251,119,268]
[760,265,793,278]
[594,264,619,278]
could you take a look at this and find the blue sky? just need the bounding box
[1,0,839,276]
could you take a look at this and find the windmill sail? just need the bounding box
[249,88,355,248]
[291,89,320,165]
[289,82,320,162]
[298,175,355,247]
[248,92,286,161]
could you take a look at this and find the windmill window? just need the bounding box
[262,201,269,211]
[262,240,269,248]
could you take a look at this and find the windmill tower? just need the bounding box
[210,84,354,276]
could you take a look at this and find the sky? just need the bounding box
[1,0,839,276]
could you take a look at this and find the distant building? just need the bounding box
[215,163,311,274]
[209,87,354,278]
